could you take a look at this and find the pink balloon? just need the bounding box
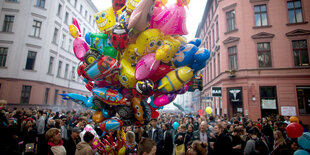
[153,93,176,107]
[135,53,160,81]
[73,37,89,61]
[72,18,81,36]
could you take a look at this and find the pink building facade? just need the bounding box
[196,0,310,124]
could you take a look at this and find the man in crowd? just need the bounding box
[192,121,211,144]
[137,138,157,155]
[162,123,173,155]
[213,123,233,155]
[64,127,81,155]
[148,118,164,155]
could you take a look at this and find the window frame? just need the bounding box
[36,0,45,8]
[20,85,32,104]
[226,10,236,32]
[292,40,309,66]
[57,60,63,77]
[32,20,42,38]
[0,47,8,67]
[287,0,304,24]
[47,56,54,74]
[25,51,37,70]
[2,15,14,32]
[297,86,310,115]
[257,42,272,68]
[254,4,268,27]
[228,46,238,70]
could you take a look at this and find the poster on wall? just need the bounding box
[281,106,297,116]
[261,99,277,109]
[228,88,242,102]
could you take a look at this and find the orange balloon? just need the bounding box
[92,110,105,123]
[289,116,299,123]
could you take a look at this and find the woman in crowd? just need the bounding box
[45,128,66,155]
[125,131,138,155]
[185,124,194,151]
[75,131,94,155]
[186,140,208,155]
[272,130,288,155]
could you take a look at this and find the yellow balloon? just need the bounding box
[122,44,140,65]
[289,116,299,123]
[155,35,181,63]
[69,24,79,38]
[206,107,212,114]
[119,58,137,88]
[94,7,116,32]
[135,29,163,56]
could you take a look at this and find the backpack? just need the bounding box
[251,138,269,155]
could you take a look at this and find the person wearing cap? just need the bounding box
[63,127,81,155]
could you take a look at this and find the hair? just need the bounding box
[164,123,170,130]
[215,123,223,130]
[274,130,286,145]
[192,140,208,155]
[83,131,94,143]
[45,128,60,142]
[187,124,194,130]
[126,131,136,143]
[38,110,43,116]
[78,116,87,122]
[137,138,156,155]
[180,124,186,130]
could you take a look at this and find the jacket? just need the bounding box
[191,129,212,142]
[162,130,173,155]
[63,137,80,155]
[75,141,93,155]
[148,127,164,155]
[47,140,66,155]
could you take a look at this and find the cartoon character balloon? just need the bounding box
[94,7,116,33]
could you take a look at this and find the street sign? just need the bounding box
[211,87,222,97]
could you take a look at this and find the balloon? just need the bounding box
[73,37,89,61]
[206,107,212,114]
[158,66,193,92]
[92,110,105,123]
[94,7,116,32]
[125,0,141,14]
[135,29,164,56]
[94,73,120,87]
[155,35,181,63]
[135,53,160,81]
[193,48,210,62]
[153,93,177,107]
[286,123,303,138]
[151,110,159,119]
[80,125,99,141]
[174,44,198,67]
[119,58,137,88]
[72,18,81,35]
[112,0,126,13]
[135,79,154,96]
[293,149,310,155]
[149,64,173,82]
[173,122,179,130]
[152,2,188,35]
[111,23,129,50]
[298,132,310,150]
[127,0,155,31]
[92,87,130,106]
[290,116,299,123]
[100,118,123,132]
[131,97,151,125]
[188,38,201,47]
[85,32,91,44]
[69,24,80,38]
[122,44,140,65]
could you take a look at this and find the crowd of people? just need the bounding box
[0,103,309,155]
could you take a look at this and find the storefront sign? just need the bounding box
[201,96,213,103]
[261,99,277,109]
[229,88,242,102]
[237,108,243,112]
[281,106,297,116]
[211,87,222,97]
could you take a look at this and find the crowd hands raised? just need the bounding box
[0,106,309,155]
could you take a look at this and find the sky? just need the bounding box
[91,0,208,39]
[91,0,208,110]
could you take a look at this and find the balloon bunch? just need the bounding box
[62,0,210,153]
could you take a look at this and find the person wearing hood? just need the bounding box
[75,131,94,155]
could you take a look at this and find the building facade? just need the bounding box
[0,0,99,111]
[196,0,310,124]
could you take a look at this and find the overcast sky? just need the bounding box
[91,0,208,39]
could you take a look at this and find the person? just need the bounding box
[76,117,87,130]
[213,123,233,155]
[244,127,269,155]
[46,128,66,155]
[148,118,164,155]
[191,121,211,144]
[185,124,194,152]
[75,131,94,155]
[125,131,138,155]
[262,118,274,149]
[272,130,288,155]
[175,124,186,155]
[134,126,143,144]
[137,138,157,155]
[63,127,81,155]
[231,127,243,155]
[186,140,208,155]
[60,116,68,140]
[162,123,173,155]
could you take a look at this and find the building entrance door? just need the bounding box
[227,87,243,118]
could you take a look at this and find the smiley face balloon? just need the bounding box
[94,7,116,33]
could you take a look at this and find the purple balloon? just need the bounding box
[73,37,89,61]
[135,53,160,81]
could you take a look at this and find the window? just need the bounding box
[216,21,219,41]
[25,51,37,70]
[228,46,238,70]
[71,66,75,80]
[293,40,309,66]
[85,10,88,18]
[64,12,69,24]
[217,53,220,74]
[226,10,236,32]
[36,0,45,8]
[213,57,216,76]
[254,4,268,26]
[212,28,215,47]
[61,91,66,105]
[32,20,42,38]
[47,56,54,74]
[206,65,209,82]
[20,85,32,104]
[210,62,212,80]
[57,4,62,17]
[2,15,14,32]
[93,19,95,26]
[287,0,303,23]
[83,27,85,37]
[57,61,63,77]
[44,88,50,104]
[80,5,83,13]
[208,32,211,50]
[260,86,278,117]
[89,15,91,23]
[64,64,69,79]
[297,87,310,114]
[52,28,59,43]
[54,89,58,105]
[61,34,66,48]
[74,0,77,7]
[0,47,8,67]
[7,0,18,2]
[257,42,271,68]
[68,39,72,51]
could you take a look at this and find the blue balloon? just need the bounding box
[85,32,91,45]
[298,132,310,150]
[294,149,310,155]
[173,122,179,130]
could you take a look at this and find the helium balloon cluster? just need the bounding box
[62,0,210,152]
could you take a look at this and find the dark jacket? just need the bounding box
[191,129,211,142]
[148,127,164,155]
[63,137,80,155]
[162,130,173,155]
[214,132,233,155]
